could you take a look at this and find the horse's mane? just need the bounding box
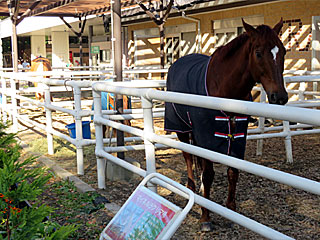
[212,24,274,59]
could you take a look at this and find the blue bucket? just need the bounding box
[65,121,91,139]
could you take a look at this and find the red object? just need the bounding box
[69,51,73,63]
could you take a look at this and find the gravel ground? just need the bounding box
[17,107,320,240]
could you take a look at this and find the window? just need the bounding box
[165,36,180,66]
[100,49,111,63]
[213,28,237,53]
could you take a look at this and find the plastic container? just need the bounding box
[65,121,91,139]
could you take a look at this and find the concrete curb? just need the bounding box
[37,155,96,193]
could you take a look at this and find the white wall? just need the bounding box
[52,31,69,67]
[31,35,46,60]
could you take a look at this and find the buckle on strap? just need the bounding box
[214,132,245,140]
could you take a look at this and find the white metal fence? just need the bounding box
[0,69,319,239]
[0,69,167,175]
[92,80,320,240]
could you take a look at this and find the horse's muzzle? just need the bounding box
[269,92,288,105]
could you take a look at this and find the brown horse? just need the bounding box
[164,19,288,231]
[30,56,52,101]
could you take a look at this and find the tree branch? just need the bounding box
[163,0,174,23]
[59,16,80,37]
[136,0,162,25]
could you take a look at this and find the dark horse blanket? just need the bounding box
[164,54,248,159]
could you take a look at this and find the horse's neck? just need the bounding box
[206,41,255,101]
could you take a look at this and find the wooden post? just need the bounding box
[88,25,93,66]
[112,0,125,160]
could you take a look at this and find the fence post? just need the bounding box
[256,87,266,156]
[298,82,306,102]
[0,75,2,121]
[73,85,84,175]
[44,83,54,155]
[0,74,7,122]
[93,89,106,189]
[141,96,157,193]
[283,121,293,163]
[10,75,18,129]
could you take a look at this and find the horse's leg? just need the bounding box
[102,125,107,139]
[199,157,215,231]
[176,132,195,192]
[226,167,239,211]
[182,151,196,191]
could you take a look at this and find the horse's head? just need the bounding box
[243,19,288,105]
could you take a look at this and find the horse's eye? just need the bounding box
[255,51,262,59]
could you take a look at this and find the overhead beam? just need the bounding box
[27,0,81,17]
[78,0,147,17]
[16,0,42,25]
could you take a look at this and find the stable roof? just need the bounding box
[0,0,208,18]
[0,0,134,17]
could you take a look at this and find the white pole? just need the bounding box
[44,83,54,155]
[283,121,293,163]
[73,86,84,175]
[10,76,18,129]
[0,75,7,122]
[141,96,157,192]
[93,90,106,189]
[256,87,266,156]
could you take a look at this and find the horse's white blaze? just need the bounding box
[271,46,279,61]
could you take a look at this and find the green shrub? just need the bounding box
[0,123,77,240]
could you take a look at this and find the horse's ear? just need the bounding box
[242,18,258,39]
[273,18,283,35]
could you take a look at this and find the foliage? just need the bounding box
[0,123,17,169]
[0,123,77,239]
[46,180,105,239]
[50,180,104,215]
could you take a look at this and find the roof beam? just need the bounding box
[16,0,42,25]
[27,0,81,17]
[77,0,147,18]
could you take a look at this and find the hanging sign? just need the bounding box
[91,46,100,54]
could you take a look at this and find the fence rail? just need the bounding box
[0,69,319,239]
[92,80,319,240]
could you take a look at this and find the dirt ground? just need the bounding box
[16,106,320,240]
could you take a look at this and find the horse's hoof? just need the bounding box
[200,222,214,232]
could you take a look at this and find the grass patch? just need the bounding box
[41,178,109,239]
[28,136,96,161]
[29,136,76,159]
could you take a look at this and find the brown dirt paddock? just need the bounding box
[16,106,320,240]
